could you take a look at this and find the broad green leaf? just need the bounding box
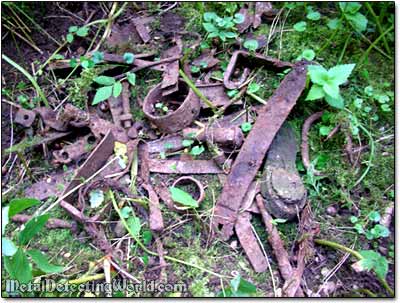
[354,223,364,234]
[368,211,381,222]
[120,206,132,219]
[307,11,321,21]
[203,22,217,33]
[227,89,239,98]
[218,274,257,297]
[350,216,358,223]
[8,198,40,219]
[68,26,78,33]
[113,81,123,98]
[27,249,64,273]
[81,58,94,69]
[327,18,342,30]
[66,33,74,43]
[241,122,252,133]
[182,139,194,147]
[76,26,89,37]
[127,216,141,237]
[357,250,388,280]
[69,58,78,68]
[328,64,355,86]
[92,51,104,64]
[190,145,205,156]
[293,21,307,32]
[325,94,344,109]
[18,214,50,245]
[306,84,325,101]
[4,248,32,283]
[233,13,245,24]
[142,230,152,245]
[224,31,237,39]
[247,82,260,93]
[301,49,315,61]
[204,12,218,22]
[339,2,361,14]
[308,65,328,86]
[346,12,368,32]
[219,31,226,41]
[243,39,258,52]
[94,76,115,86]
[2,238,18,256]
[353,98,363,108]
[123,52,135,64]
[126,72,136,85]
[2,206,9,235]
[89,189,104,208]
[208,31,220,38]
[92,85,113,105]
[323,82,340,99]
[319,126,332,136]
[371,224,389,238]
[169,187,199,208]
[191,65,200,73]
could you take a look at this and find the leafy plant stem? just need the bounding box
[314,238,393,296]
[178,69,217,111]
[338,33,352,64]
[317,15,344,55]
[2,54,49,107]
[110,190,228,279]
[16,151,34,181]
[93,2,122,52]
[36,40,68,76]
[68,273,105,284]
[246,91,267,105]
[364,2,391,55]
[357,25,394,68]
[359,34,391,60]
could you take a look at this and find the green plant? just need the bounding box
[306,63,355,109]
[66,25,90,43]
[339,2,368,33]
[306,6,321,21]
[217,274,257,297]
[169,187,199,208]
[123,52,135,64]
[297,49,315,61]
[2,198,64,285]
[349,212,390,240]
[155,102,169,115]
[190,145,205,156]
[243,39,258,52]
[293,21,307,32]
[202,11,244,42]
[240,122,252,133]
[92,76,123,105]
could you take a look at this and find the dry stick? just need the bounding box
[3,23,42,53]
[364,2,391,55]
[301,111,324,176]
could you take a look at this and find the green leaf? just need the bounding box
[191,65,200,73]
[121,206,132,219]
[182,139,194,147]
[92,51,104,64]
[323,82,340,99]
[381,104,391,112]
[69,58,78,68]
[123,52,135,64]
[94,76,115,86]
[325,94,344,109]
[220,274,257,297]
[307,11,321,21]
[190,145,205,156]
[68,26,78,33]
[203,22,217,33]
[301,49,315,61]
[293,21,307,32]
[169,187,199,208]
[368,211,381,222]
[319,126,332,136]
[27,249,64,273]
[327,64,355,86]
[141,254,149,266]
[306,84,325,101]
[224,31,237,39]
[271,218,287,225]
[233,13,245,24]
[241,122,252,133]
[243,39,259,52]
[339,2,362,14]
[371,224,389,238]
[204,12,218,22]
[66,33,74,43]
[364,85,374,96]
[2,206,9,235]
[113,81,123,98]
[346,12,368,32]
[92,85,113,105]
[208,31,219,38]
[4,248,32,283]
[2,238,18,256]
[81,58,94,69]
[89,189,104,208]
[127,216,141,237]
[142,230,153,245]
[18,214,50,245]
[350,216,358,223]
[76,26,89,37]
[354,223,364,234]
[8,198,40,219]
[307,65,328,86]
[247,82,260,93]
[357,250,388,280]
[353,98,363,108]
[327,18,342,30]
[227,89,239,98]
[126,72,136,85]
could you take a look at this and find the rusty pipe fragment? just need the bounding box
[182,126,244,148]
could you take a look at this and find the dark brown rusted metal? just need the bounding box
[161,42,182,96]
[148,159,223,174]
[147,135,184,154]
[182,126,244,148]
[53,134,97,164]
[235,211,268,272]
[25,170,70,200]
[223,50,293,90]
[14,108,36,127]
[34,107,68,131]
[196,84,234,108]
[213,61,309,240]
[143,80,200,133]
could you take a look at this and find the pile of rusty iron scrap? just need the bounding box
[9,5,314,289]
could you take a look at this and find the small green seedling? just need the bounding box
[92,76,123,105]
[155,102,169,115]
[190,145,205,156]
[293,21,307,32]
[241,122,252,133]
[243,39,258,52]
[203,11,244,42]
[66,25,89,43]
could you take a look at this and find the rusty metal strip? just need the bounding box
[235,211,268,273]
[148,159,223,174]
[212,62,309,240]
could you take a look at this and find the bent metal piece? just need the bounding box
[148,159,223,174]
[213,61,309,241]
[223,50,293,90]
[143,79,200,133]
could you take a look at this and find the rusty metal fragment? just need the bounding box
[61,104,90,127]
[253,2,274,28]
[14,108,36,127]
[25,170,70,200]
[89,115,128,143]
[172,176,205,206]
[147,135,184,154]
[143,183,164,232]
[53,134,97,164]
[183,126,243,148]
[161,43,182,96]
[236,7,254,33]
[143,80,200,133]
[235,211,268,272]
[224,51,293,90]
[148,159,223,174]
[213,61,309,240]
[192,49,220,71]
[197,84,234,108]
[34,107,68,131]
[133,17,154,43]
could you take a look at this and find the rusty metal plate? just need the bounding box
[148,159,223,174]
[212,61,309,240]
[14,108,36,127]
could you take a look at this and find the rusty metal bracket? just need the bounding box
[53,134,97,164]
[14,107,36,127]
[148,159,223,174]
[223,50,293,90]
[212,61,309,240]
